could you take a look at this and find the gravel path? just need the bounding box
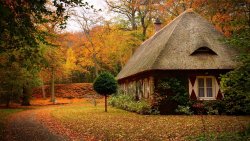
[4,109,69,141]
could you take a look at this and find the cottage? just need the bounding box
[116,9,237,110]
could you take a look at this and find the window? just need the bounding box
[197,76,215,100]
[191,47,217,55]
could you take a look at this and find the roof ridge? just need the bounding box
[151,13,186,69]
[137,10,197,49]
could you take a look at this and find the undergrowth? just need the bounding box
[108,94,159,115]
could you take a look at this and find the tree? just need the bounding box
[42,43,65,103]
[106,0,138,30]
[74,8,104,79]
[163,0,248,36]
[0,0,90,106]
[93,72,118,112]
[137,0,161,40]
[220,1,250,114]
[0,53,41,106]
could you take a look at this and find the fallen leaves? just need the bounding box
[2,101,249,141]
[0,109,24,140]
[32,83,98,99]
[49,102,250,141]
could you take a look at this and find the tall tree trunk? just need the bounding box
[142,26,147,41]
[41,79,46,99]
[131,12,137,30]
[93,53,99,79]
[22,84,31,106]
[51,67,55,104]
[140,15,147,41]
[6,94,10,108]
[105,95,107,112]
[6,84,14,107]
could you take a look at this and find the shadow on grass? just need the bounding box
[187,123,250,141]
[0,109,25,140]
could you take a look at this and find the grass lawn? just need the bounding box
[0,109,24,140]
[51,101,250,141]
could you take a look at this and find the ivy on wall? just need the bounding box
[151,78,189,114]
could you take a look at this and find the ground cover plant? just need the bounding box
[108,94,156,114]
[51,101,250,141]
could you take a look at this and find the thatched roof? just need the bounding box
[117,9,237,80]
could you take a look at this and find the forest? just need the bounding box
[0,0,250,140]
[1,0,249,106]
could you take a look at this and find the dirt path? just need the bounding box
[4,108,69,141]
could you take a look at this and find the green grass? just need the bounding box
[51,103,250,140]
[0,109,24,140]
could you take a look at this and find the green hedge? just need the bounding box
[108,94,159,115]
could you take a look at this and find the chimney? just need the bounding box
[154,18,162,33]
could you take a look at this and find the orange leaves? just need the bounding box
[162,0,247,37]
[73,25,142,73]
[32,83,97,99]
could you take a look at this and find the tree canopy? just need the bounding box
[0,0,249,108]
[93,72,117,95]
[93,72,117,112]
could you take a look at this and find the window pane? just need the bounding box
[198,78,204,87]
[198,78,205,97]
[199,88,205,97]
[207,88,213,97]
[206,78,212,87]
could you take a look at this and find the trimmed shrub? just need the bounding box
[93,72,117,95]
[93,72,117,112]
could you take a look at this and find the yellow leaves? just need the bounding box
[64,48,77,72]
[72,25,143,73]
[38,22,143,78]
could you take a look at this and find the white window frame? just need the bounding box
[197,76,216,100]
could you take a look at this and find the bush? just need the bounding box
[108,94,159,115]
[153,78,189,114]
[190,101,226,115]
[175,105,193,115]
[220,55,250,115]
[203,100,226,115]
[157,78,189,106]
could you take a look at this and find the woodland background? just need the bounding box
[0,0,249,106]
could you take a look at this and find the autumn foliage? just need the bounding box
[32,83,97,99]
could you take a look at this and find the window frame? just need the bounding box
[196,76,216,100]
